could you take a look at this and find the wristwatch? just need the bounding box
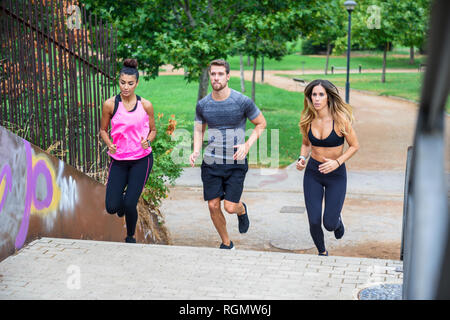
[298,155,306,162]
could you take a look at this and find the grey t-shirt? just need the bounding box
[195,88,261,164]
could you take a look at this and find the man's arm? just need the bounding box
[233,113,267,161]
[190,121,207,167]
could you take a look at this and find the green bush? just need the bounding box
[301,39,328,55]
[141,113,183,210]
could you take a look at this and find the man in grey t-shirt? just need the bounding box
[189,59,266,250]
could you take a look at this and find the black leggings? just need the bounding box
[303,157,346,253]
[105,153,153,237]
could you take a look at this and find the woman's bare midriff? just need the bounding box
[310,145,344,163]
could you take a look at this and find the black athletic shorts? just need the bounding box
[200,159,248,203]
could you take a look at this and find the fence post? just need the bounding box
[401,146,413,261]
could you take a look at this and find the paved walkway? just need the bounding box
[0,237,403,300]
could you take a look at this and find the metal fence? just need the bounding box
[0,0,117,182]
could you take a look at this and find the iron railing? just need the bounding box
[0,0,117,182]
[402,0,450,299]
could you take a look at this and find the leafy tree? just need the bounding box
[233,0,314,101]
[83,0,168,78]
[334,0,430,83]
[83,0,254,101]
[393,0,431,64]
[303,1,347,74]
[83,0,315,102]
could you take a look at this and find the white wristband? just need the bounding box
[298,155,306,162]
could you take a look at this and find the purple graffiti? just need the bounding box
[15,141,33,249]
[0,164,13,213]
[15,140,55,250]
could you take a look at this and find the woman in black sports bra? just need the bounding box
[296,79,359,256]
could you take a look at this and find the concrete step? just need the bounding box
[0,237,403,300]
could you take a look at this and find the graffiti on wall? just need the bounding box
[0,133,78,251]
[1,125,169,263]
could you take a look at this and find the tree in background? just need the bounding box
[349,0,398,83]
[83,0,168,80]
[157,0,253,101]
[333,0,430,83]
[83,0,315,102]
[303,1,346,74]
[394,0,431,64]
[83,0,255,101]
[234,0,313,102]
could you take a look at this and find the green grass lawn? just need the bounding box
[135,75,304,167]
[227,53,426,71]
[276,72,450,113]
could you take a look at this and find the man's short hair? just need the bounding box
[209,59,230,74]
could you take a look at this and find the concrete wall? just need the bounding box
[0,126,169,262]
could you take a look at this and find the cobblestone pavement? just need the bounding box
[0,238,403,300]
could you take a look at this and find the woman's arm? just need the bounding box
[142,99,157,143]
[296,130,311,171]
[336,122,359,165]
[99,98,116,153]
[299,134,312,159]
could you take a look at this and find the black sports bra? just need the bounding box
[112,94,141,117]
[308,120,344,147]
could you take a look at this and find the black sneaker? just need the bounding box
[318,250,329,256]
[125,236,136,243]
[237,202,250,234]
[334,218,345,239]
[219,241,235,250]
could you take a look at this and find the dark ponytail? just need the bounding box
[120,58,139,80]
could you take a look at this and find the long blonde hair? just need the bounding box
[299,79,354,137]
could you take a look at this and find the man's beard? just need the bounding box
[212,81,227,91]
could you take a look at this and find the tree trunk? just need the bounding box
[381,42,387,83]
[324,41,331,75]
[239,54,245,93]
[251,56,257,102]
[197,67,209,102]
[409,46,415,64]
[247,56,251,66]
[261,56,264,83]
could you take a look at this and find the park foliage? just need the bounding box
[83,0,431,93]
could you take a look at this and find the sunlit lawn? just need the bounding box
[227,53,426,71]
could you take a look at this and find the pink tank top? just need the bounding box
[108,96,152,160]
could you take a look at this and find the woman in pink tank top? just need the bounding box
[100,59,156,243]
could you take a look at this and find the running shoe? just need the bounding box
[219,241,235,250]
[237,202,250,233]
[334,218,345,239]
